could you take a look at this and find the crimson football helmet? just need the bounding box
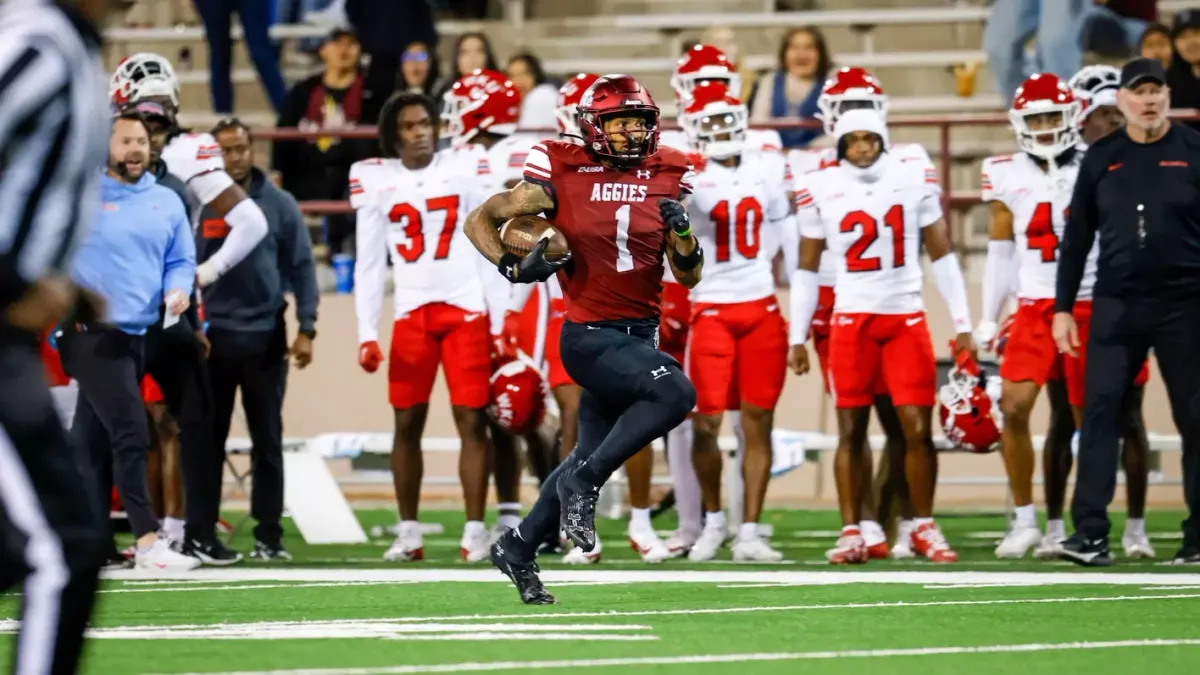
[556,72,602,137]
[487,358,547,435]
[937,346,1003,454]
[1009,73,1081,160]
[441,69,522,146]
[671,45,741,100]
[680,81,747,160]
[816,67,888,136]
[577,74,660,165]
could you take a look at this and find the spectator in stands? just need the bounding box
[701,25,756,103]
[194,0,289,113]
[1168,9,1200,111]
[434,32,499,101]
[400,41,439,96]
[345,0,437,121]
[1141,22,1175,69]
[507,53,558,131]
[273,28,375,256]
[748,26,831,149]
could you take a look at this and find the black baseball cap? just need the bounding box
[1120,58,1168,89]
[1172,9,1200,36]
[325,27,358,44]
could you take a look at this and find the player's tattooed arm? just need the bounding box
[465,180,556,265]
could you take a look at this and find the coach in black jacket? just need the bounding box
[1054,58,1200,566]
[200,118,319,561]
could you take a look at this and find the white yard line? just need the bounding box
[99,581,413,594]
[155,638,1200,674]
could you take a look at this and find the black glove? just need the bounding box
[497,238,569,284]
[658,198,691,237]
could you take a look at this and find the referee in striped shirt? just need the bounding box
[0,1,133,672]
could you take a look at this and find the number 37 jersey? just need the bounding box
[981,152,1097,300]
[796,154,943,314]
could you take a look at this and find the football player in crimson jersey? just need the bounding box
[675,82,790,563]
[351,92,498,563]
[789,110,975,564]
[790,66,914,559]
[465,74,701,604]
[977,73,1099,559]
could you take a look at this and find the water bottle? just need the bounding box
[332,254,354,294]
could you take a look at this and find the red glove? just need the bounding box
[359,341,384,373]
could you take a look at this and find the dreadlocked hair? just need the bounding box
[378,91,439,158]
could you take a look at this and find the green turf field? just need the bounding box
[4,508,1200,674]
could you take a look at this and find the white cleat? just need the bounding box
[136,537,201,572]
[995,525,1043,559]
[460,526,490,563]
[1122,532,1156,559]
[732,533,783,562]
[627,522,671,563]
[562,536,603,565]
[687,525,727,562]
[383,522,424,562]
[891,521,916,560]
[663,530,698,559]
[1034,533,1065,560]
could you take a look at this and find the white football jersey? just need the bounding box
[488,133,543,189]
[796,153,943,315]
[350,146,497,343]
[981,152,1097,301]
[791,143,940,288]
[687,150,792,304]
[160,132,234,228]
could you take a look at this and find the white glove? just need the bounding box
[196,261,221,288]
[973,320,998,350]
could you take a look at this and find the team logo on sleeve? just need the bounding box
[196,144,220,161]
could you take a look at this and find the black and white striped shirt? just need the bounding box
[0,0,108,311]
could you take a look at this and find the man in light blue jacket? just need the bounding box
[63,112,200,572]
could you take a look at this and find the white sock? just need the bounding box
[1014,504,1037,528]
[897,519,915,541]
[1125,518,1145,537]
[464,520,486,537]
[498,514,522,530]
[705,510,726,531]
[860,520,885,545]
[630,507,652,530]
[737,521,757,541]
[914,517,934,527]
[1045,518,1066,538]
[666,419,702,535]
[162,517,185,541]
[399,519,420,537]
[497,502,521,516]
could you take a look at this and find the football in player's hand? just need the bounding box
[500,215,570,262]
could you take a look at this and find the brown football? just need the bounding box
[500,215,570,262]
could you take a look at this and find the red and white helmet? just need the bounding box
[937,348,1002,454]
[681,81,746,160]
[816,67,888,136]
[110,53,180,115]
[487,358,547,435]
[1009,73,1081,160]
[671,45,741,101]
[1067,65,1121,126]
[556,72,601,137]
[441,69,521,146]
[577,74,660,165]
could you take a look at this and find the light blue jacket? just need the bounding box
[72,171,195,335]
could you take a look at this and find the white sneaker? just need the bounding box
[627,522,671,563]
[135,537,200,572]
[663,529,698,559]
[1034,533,1065,560]
[687,525,727,562]
[562,536,602,565]
[1122,532,1156,559]
[891,521,915,560]
[460,526,489,562]
[995,525,1043,559]
[732,533,783,562]
[383,522,424,562]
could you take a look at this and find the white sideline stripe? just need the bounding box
[1142,585,1200,590]
[99,581,413,594]
[155,639,1200,675]
[65,593,1200,633]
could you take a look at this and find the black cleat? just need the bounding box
[557,470,600,552]
[491,533,556,605]
[1171,545,1200,565]
[1058,533,1113,567]
[249,540,293,561]
[102,552,133,571]
[184,538,244,566]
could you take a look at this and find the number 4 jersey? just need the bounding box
[981,152,1097,300]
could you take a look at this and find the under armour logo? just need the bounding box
[636,170,652,179]
[651,366,669,380]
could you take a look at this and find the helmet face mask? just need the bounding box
[440,69,521,146]
[1009,73,1081,160]
[681,81,747,160]
[577,75,661,167]
[110,53,181,125]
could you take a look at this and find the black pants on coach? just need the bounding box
[0,327,105,674]
[1072,296,1200,546]
[208,321,288,544]
[62,327,159,538]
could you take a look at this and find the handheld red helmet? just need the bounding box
[487,358,547,435]
[937,345,1002,454]
[1009,73,1080,160]
[441,69,522,146]
[577,74,660,166]
[681,81,747,160]
[556,72,602,137]
[817,67,888,136]
[671,45,741,100]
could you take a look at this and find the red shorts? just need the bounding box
[828,311,936,408]
[812,287,887,398]
[660,281,690,363]
[141,376,165,405]
[388,302,491,409]
[515,286,573,389]
[686,296,788,415]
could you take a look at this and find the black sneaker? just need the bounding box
[184,538,244,566]
[1058,533,1113,567]
[491,533,555,605]
[102,552,133,571]
[557,469,600,552]
[250,540,293,561]
[1171,545,1200,565]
